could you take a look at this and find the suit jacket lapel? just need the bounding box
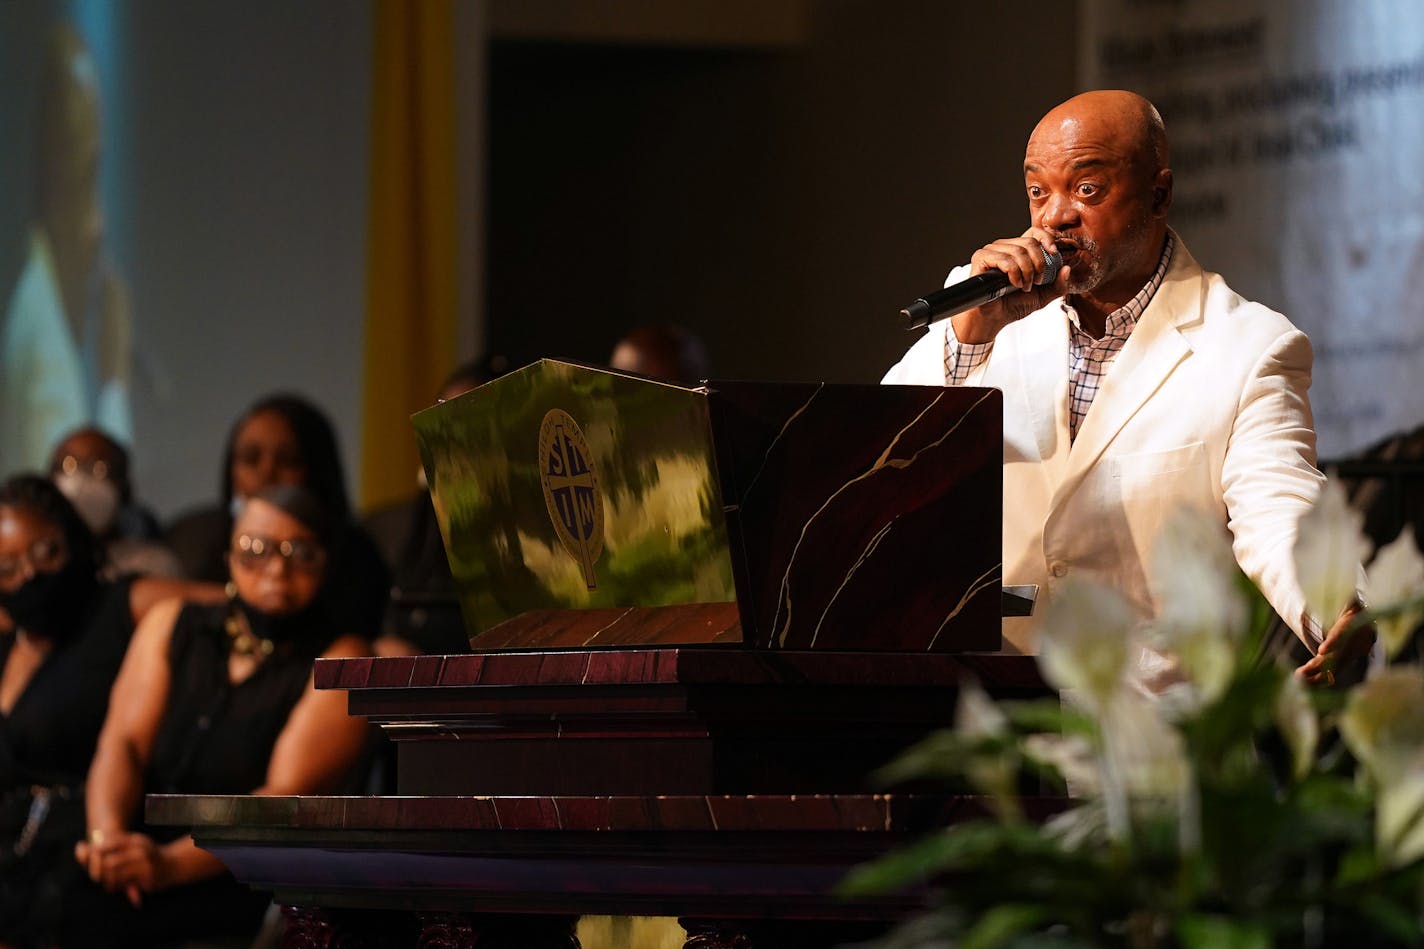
[1009,305,1072,487]
[1049,242,1203,510]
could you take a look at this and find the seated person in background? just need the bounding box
[71,485,371,948]
[609,324,711,385]
[364,356,507,656]
[0,475,159,948]
[49,426,182,580]
[165,392,390,638]
[1334,423,1424,553]
[1326,423,1424,664]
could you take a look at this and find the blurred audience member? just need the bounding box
[1331,423,1424,662]
[0,476,154,947]
[364,357,507,656]
[70,485,370,947]
[1337,424,1424,552]
[165,393,390,637]
[48,427,181,580]
[609,324,710,385]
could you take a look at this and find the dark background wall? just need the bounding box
[485,1,1079,384]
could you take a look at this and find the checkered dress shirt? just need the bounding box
[943,234,1176,441]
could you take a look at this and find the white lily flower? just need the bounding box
[1023,732,1101,796]
[1339,667,1424,782]
[1377,758,1424,869]
[1293,476,1370,633]
[1150,507,1248,643]
[1274,672,1319,781]
[1041,803,1106,850]
[955,680,1016,816]
[1147,508,1249,704]
[1102,692,1192,803]
[1341,669,1424,868]
[1363,525,1424,661]
[1102,691,1198,851]
[1168,635,1237,708]
[1037,578,1136,713]
[955,678,1008,741]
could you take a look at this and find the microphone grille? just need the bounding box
[1036,247,1064,286]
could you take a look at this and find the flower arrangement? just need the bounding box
[843,478,1424,948]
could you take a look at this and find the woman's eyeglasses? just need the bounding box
[54,454,112,481]
[232,534,326,572]
[0,535,68,588]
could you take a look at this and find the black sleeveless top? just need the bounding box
[145,602,330,798]
[0,578,135,791]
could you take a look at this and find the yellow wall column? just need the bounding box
[361,0,457,511]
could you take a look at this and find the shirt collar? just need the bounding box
[1064,233,1176,339]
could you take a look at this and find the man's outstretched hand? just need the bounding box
[1298,602,1375,686]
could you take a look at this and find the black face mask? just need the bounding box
[0,561,99,640]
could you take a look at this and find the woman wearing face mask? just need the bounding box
[48,427,182,580]
[164,393,390,639]
[0,475,151,947]
[69,484,370,947]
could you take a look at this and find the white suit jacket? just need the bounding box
[883,236,1324,664]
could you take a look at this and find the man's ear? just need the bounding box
[1152,168,1173,217]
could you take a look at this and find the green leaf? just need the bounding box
[838,822,1076,898]
[1176,913,1270,949]
[1007,936,1098,949]
[1336,844,1383,886]
[838,828,961,896]
[870,730,1015,789]
[1184,664,1285,771]
[960,904,1049,949]
[1289,773,1373,852]
[1353,892,1424,945]
[999,699,1100,740]
[838,824,1014,896]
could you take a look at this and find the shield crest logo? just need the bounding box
[537,408,605,589]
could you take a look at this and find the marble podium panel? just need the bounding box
[413,361,1003,653]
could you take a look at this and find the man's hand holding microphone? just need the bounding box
[901,227,1071,342]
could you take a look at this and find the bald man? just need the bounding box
[885,90,1361,687]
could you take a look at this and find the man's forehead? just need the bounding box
[1025,107,1147,170]
[1023,150,1128,176]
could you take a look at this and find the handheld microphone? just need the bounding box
[901,246,1064,330]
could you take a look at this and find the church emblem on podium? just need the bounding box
[537,408,605,589]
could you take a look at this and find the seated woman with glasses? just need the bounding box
[68,484,370,948]
[0,474,209,948]
[164,393,390,641]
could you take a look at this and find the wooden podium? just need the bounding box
[150,362,1047,948]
